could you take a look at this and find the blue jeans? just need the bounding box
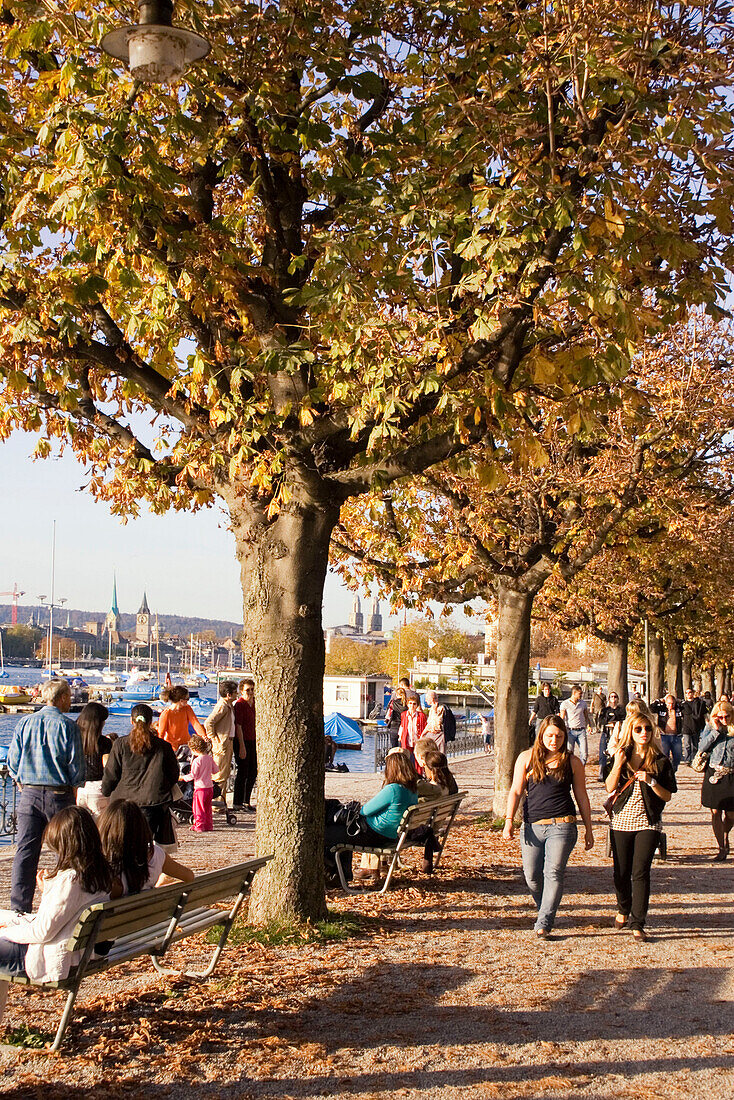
[0,940,27,976]
[11,786,75,913]
[567,728,588,765]
[521,821,578,932]
[598,727,612,778]
[660,734,682,772]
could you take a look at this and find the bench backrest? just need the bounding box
[67,856,272,954]
[397,792,466,835]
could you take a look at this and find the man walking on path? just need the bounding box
[7,678,85,913]
[233,678,257,811]
[559,684,593,765]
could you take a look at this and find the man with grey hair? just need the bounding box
[7,678,85,913]
[424,689,447,754]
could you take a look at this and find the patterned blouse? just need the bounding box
[611,779,661,833]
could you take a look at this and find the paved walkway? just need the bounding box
[1,753,733,1099]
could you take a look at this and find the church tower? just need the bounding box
[136,591,151,646]
[348,593,363,633]
[369,597,382,633]
[104,576,122,642]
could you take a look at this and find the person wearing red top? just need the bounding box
[158,686,206,751]
[233,678,257,811]
[400,696,427,753]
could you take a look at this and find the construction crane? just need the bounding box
[0,583,25,626]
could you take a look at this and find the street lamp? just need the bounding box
[101,0,210,84]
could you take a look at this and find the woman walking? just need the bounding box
[503,716,594,939]
[604,711,676,941]
[698,700,734,860]
[101,704,180,849]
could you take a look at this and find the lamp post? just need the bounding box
[101,0,210,84]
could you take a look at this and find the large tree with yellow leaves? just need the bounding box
[1,0,732,918]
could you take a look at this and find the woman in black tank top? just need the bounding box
[503,716,594,938]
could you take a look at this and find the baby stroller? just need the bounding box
[171,745,238,827]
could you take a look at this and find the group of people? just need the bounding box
[384,678,452,754]
[5,676,258,918]
[508,682,734,941]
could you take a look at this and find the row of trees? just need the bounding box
[1,0,733,918]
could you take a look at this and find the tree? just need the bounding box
[1,624,42,659]
[1,0,733,917]
[324,637,383,676]
[336,319,734,808]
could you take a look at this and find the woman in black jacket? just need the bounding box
[530,684,559,743]
[604,711,676,941]
[101,704,180,848]
[597,692,626,780]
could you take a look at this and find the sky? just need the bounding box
[0,431,482,632]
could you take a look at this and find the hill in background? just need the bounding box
[0,604,242,640]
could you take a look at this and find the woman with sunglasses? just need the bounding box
[698,700,734,860]
[604,712,676,941]
[597,692,626,781]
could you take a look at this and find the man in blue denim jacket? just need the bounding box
[7,679,85,912]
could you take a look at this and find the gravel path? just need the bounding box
[0,751,732,1099]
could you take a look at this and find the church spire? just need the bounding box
[110,574,120,616]
[138,590,151,615]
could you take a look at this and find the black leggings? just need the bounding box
[610,829,659,931]
[324,821,394,880]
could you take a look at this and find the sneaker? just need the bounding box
[243,803,256,813]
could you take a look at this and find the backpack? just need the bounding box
[443,705,457,742]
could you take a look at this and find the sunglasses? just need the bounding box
[633,724,653,732]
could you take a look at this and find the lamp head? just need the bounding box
[101,0,210,84]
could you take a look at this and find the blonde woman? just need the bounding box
[604,710,676,941]
[698,700,734,860]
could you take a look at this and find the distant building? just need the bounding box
[324,674,392,720]
[348,594,364,633]
[136,591,152,646]
[104,576,123,643]
[368,597,382,633]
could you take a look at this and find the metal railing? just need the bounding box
[373,716,491,771]
[0,765,18,841]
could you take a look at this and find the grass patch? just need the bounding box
[474,812,506,831]
[206,911,363,948]
[2,1023,52,1049]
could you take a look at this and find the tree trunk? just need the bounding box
[225,490,341,924]
[702,666,715,697]
[493,579,534,817]
[607,636,629,706]
[682,657,693,694]
[666,639,684,699]
[716,664,726,699]
[648,631,665,701]
[726,665,733,697]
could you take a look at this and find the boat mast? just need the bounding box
[48,520,56,677]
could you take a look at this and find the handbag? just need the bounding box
[691,750,709,772]
[332,799,369,838]
[603,775,636,820]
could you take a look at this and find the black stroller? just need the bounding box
[171,745,238,827]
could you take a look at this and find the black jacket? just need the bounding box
[682,698,707,736]
[532,693,560,721]
[603,753,677,826]
[101,734,179,807]
[599,704,625,729]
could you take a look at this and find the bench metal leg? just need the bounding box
[377,852,401,894]
[49,985,81,1053]
[334,849,353,892]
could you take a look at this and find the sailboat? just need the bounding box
[0,630,8,678]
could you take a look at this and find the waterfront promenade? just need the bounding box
[0,754,732,1099]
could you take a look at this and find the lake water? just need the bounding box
[0,666,377,774]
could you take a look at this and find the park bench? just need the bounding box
[331,791,466,895]
[0,854,272,1052]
